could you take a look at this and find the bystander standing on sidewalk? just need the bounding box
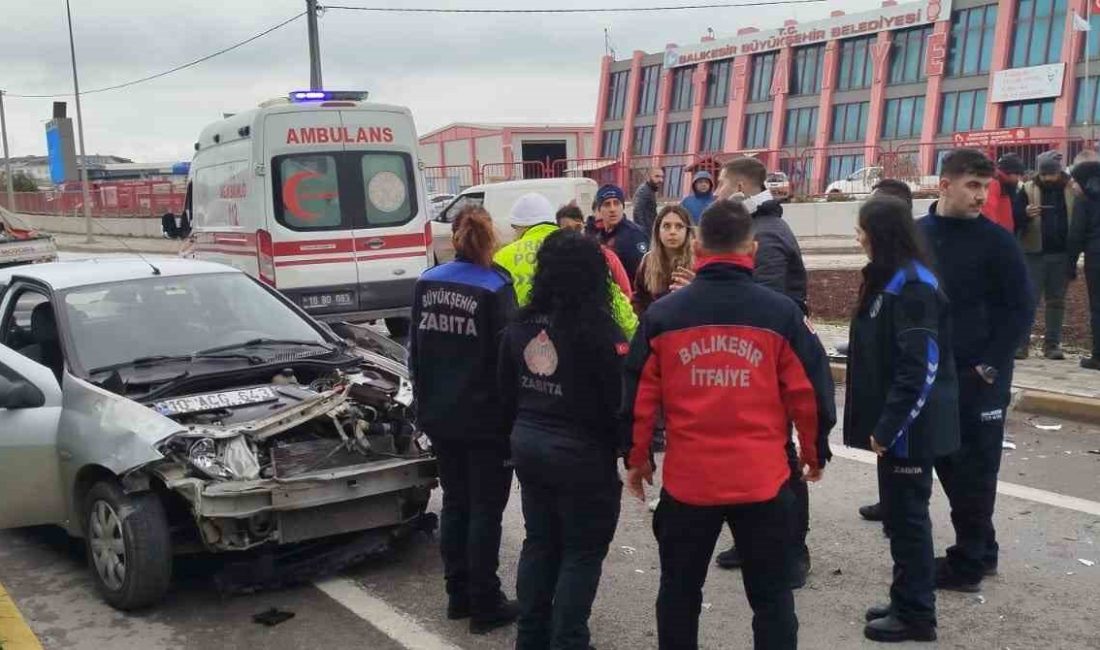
[1019,151,1075,360]
[982,154,1026,233]
[596,184,650,280]
[409,206,519,635]
[625,199,835,650]
[633,167,664,234]
[1069,160,1100,371]
[916,148,1034,593]
[845,196,960,643]
[498,230,628,650]
[680,171,716,224]
[713,157,813,583]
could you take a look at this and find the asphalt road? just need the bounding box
[2,401,1099,650]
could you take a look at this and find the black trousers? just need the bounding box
[433,440,513,614]
[876,456,892,536]
[514,477,621,650]
[934,371,1006,582]
[882,455,936,626]
[1086,256,1100,358]
[656,487,797,650]
[728,441,808,550]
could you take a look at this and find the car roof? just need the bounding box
[0,258,240,291]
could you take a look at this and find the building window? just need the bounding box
[784,107,819,146]
[837,35,875,91]
[1011,0,1068,68]
[827,154,866,184]
[601,129,622,157]
[670,68,694,112]
[948,6,997,77]
[889,26,931,84]
[664,166,686,198]
[1003,99,1056,127]
[831,102,870,143]
[939,89,987,134]
[699,118,727,152]
[633,125,655,156]
[665,121,691,154]
[1075,78,1100,124]
[705,61,732,107]
[636,65,661,116]
[1083,14,1100,60]
[791,44,825,95]
[744,112,772,149]
[881,96,926,140]
[605,70,629,121]
[749,52,778,102]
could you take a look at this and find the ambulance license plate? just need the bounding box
[301,292,355,310]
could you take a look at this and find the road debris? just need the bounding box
[1078,559,1095,567]
[635,569,646,574]
[1030,422,1063,431]
[253,608,295,627]
[702,603,713,611]
[1088,450,1100,455]
[976,595,986,604]
[832,568,843,576]
[1003,441,1018,450]
[620,546,637,556]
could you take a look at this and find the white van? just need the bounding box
[184,91,430,336]
[431,177,598,262]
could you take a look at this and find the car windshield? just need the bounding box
[60,273,327,373]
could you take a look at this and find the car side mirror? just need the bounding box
[0,379,45,409]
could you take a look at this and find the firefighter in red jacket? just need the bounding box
[625,199,836,650]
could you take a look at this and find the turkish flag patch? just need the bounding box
[615,342,630,356]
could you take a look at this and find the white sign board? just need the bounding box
[664,0,952,68]
[990,63,1067,103]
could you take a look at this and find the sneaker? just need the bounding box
[859,502,884,522]
[863,614,937,643]
[716,545,742,569]
[934,557,981,593]
[469,599,520,634]
[1081,357,1100,371]
[865,603,891,622]
[1044,346,1066,361]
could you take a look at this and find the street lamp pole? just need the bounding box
[0,90,14,210]
[306,0,323,90]
[65,0,95,243]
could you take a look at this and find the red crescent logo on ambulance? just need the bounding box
[282,170,337,221]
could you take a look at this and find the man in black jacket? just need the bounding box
[632,167,664,234]
[917,148,1035,593]
[1070,160,1100,371]
[596,184,650,280]
[714,157,812,584]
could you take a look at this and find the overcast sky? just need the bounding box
[2,0,884,162]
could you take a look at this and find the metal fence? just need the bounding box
[423,164,478,196]
[0,187,185,218]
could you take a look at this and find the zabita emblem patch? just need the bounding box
[523,330,559,377]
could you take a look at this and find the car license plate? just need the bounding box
[301,292,354,310]
[153,386,279,416]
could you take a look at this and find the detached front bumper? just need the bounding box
[160,456,438,550]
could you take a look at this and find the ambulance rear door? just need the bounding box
[263,109,360,316]
[342,108,429,318]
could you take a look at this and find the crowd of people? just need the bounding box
[408,147,1045,649]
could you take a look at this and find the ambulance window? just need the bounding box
[359,153,416,227]
[274,154,345,231]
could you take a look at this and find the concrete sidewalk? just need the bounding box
[815,322,1100,424]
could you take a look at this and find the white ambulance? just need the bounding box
[184,91,431,337]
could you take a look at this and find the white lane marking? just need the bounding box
[315,576,463,650]
[831,446,1100,517]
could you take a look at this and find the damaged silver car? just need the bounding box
[0,258,437,610]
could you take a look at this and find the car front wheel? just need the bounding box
[83,480,172,610]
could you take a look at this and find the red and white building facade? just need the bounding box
[593,0,1100,196]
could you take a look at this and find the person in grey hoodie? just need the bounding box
[632,167,664,234]
[680,170,716,224]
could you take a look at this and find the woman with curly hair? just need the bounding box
[633,204,696,315]
[498,229,629,650]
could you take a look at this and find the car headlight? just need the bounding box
[187,436,260,481]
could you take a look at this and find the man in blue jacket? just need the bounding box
[596,184,649,280]
[916,148,1035,593]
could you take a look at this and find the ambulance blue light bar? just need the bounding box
[289,90,369,102]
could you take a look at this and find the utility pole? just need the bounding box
[306,0,323,90]
[66,0,94,243]
[0,90,14,210]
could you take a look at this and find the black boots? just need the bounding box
[864,614,937,643]
[859,502,884,522]
[715,545,742,569]
[469,598,520,635]
[934,557,982,593]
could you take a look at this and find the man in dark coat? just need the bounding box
[632,167,664,234]
[596,184,650,280]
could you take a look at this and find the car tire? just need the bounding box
[385,317,411,339]
[83,480,172,611]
